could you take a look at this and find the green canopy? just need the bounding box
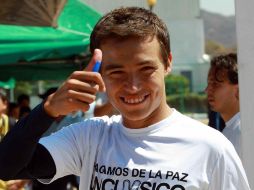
[0,78,15,89]
[0,0,101,81]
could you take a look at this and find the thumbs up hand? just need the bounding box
[44,49,105,117]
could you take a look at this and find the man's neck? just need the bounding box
[221,106,240,122]
[122,104,172,129]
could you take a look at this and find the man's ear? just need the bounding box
[165,52,172,76]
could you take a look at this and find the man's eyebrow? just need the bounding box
[102,60,155,71]
[103,63,123,71]
[137,60,158,66]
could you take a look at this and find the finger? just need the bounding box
[67,90,97,104]
[69,71,105,92]
[65,78,99,94]
[85,49,102,71]
[66,98,91,113]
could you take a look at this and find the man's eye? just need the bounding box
[141,67,155,72]
[108,71,124,77]
[213,82,221,87]
[110,71,122,75]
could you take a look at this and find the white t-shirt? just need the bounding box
[39,109,250,190]
[223,112,242,157]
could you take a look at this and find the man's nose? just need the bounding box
[205,84,213,94]
[124,74,141,92]
[204,86,208,94]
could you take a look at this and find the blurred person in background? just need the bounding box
[17,94,30,109]
[0,90,29,190]
[8,102,20,121]
[207,107,225,132]
[19,106,31,120]
[205,53,241,157]
[0,90,16,140]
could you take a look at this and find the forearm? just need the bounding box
[0,103,55,179]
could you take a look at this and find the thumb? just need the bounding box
[85,49,102,71]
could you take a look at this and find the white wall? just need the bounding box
[235,0,254,188]
[169,19,205,64]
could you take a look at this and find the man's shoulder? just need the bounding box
[171,109,209,129]
[172,110,233,151]
[225,112,241,131]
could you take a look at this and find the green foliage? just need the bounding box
[166,93,208,113]
[166,74,208,113]
[165,74,189,96]
[14,81,33,98]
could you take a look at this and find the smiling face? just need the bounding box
[100,36,172,128]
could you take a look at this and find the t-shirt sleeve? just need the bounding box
[38,118,104,184]
[208,145,250,190]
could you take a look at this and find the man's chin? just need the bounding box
[209,106,218,113]
[122,110,150,122]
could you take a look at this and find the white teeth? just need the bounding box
[124,96,146,104]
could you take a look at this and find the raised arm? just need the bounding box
[0,49,105,180]
[0,103,56,179]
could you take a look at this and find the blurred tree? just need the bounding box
[205,40,237,56]
[165,74,189,96]
[166,93,207,113]
[205,40,227,56]
[14,81,33,98]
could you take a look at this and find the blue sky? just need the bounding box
[200,0,235,16]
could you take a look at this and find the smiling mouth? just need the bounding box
[120,94,149,104]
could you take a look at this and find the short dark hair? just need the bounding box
[8,102,19,115]
[19,106,31,118]
[210,53,238,84]
[90,7,171,65]
[17,94,30,104]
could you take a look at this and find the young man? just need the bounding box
[205,53,241,156]
[0,7,250,190]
